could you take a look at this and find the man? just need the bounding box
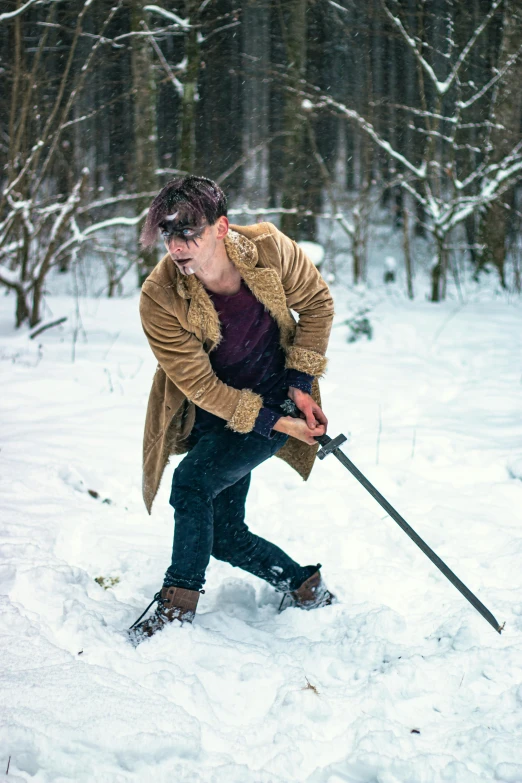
[129,175,335,645]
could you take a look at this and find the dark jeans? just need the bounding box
[164,425,317,593]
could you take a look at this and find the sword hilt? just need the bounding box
[280,399,347,459]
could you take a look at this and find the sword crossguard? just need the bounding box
[316,433,348,460]
[280,400,348,458]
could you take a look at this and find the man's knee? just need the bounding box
[212,528,256,565]
[170,462,212,507]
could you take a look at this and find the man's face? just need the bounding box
[159,214,229,276]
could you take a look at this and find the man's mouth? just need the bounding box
[176,258,195,274]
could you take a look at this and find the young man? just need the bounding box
[129,175,335,645]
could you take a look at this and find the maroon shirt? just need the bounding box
[194,280,312,437]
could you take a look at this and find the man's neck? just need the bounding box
[195,239,241,295]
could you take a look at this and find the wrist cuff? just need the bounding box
[287,369,314,395]
[253,407,283,438]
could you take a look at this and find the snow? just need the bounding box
[1,288,522,782]
[298,241,325,267]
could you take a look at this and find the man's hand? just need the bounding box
[272,415,325,445]
[288,386,328,431]
[272,387,328,445]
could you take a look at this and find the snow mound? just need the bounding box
[507,456,522,481]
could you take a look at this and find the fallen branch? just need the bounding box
[29,316,67,339]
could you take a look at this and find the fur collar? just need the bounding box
[172,229,296,350]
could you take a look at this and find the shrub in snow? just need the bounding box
[344,307,373,343]
[384,256,397,284]
[95,576,120,590]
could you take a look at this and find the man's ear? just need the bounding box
[215,215,229,240]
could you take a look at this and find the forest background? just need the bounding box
[1,0,522,330]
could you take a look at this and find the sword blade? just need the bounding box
[328,443,503,634]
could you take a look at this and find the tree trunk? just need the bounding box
[130,0,160,285]
[242,0,270,205]
[478,1,522,286]
[431,237,448,302]
[372,0,384,183]
[179,0,201,173]
[280,0,308,240]
[15,286,30,329]
[30,278,44,328]
[403,203,414,299]
[352,208,365,284]
[334,117,347,191]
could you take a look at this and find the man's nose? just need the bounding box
[166,237,184,254]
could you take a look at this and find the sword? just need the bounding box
[282,399,503,634]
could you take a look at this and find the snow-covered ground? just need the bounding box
[1,286,522,783]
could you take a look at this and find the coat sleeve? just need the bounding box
[270,226,334,377]
[140,282,263,433]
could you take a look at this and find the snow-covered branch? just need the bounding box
[458,42,522,110]
[216,131,290,185]
[327,0,348,13]
[386,102,504,131]
[382,0,502,97]
[143,5,190,29]
[112,26,184,42]
[0,263,22,289]
[446,0,502,93]
[381,2,442,92]
[81,209,149,236]
[0,0,40,23]
[443,158,522,232]
[412,125,482,154]
[2,141,44,201]
[32,171,87,283]
[77,192,158,214]
[141,20,184,97]
[200,20,240,43]
[291,83,426,180]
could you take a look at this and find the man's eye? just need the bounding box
[182,228,195,237]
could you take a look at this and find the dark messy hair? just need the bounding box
[140,175,227,247]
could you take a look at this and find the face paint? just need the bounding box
[159,219,207,249]
[159,217,220,277]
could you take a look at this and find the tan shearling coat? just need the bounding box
[139,222,334,513]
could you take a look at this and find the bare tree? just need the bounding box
[278,0,309,241]
[294,0,522,299]
[130,2,160,284]
[477,0,522,286]
[241,0,270,205]
[0,0,140,326]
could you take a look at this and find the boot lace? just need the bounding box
[128,587,205,630]
[129,591,163,630]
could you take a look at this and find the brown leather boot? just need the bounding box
[279,569,335,612]
[128,586,200,646]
